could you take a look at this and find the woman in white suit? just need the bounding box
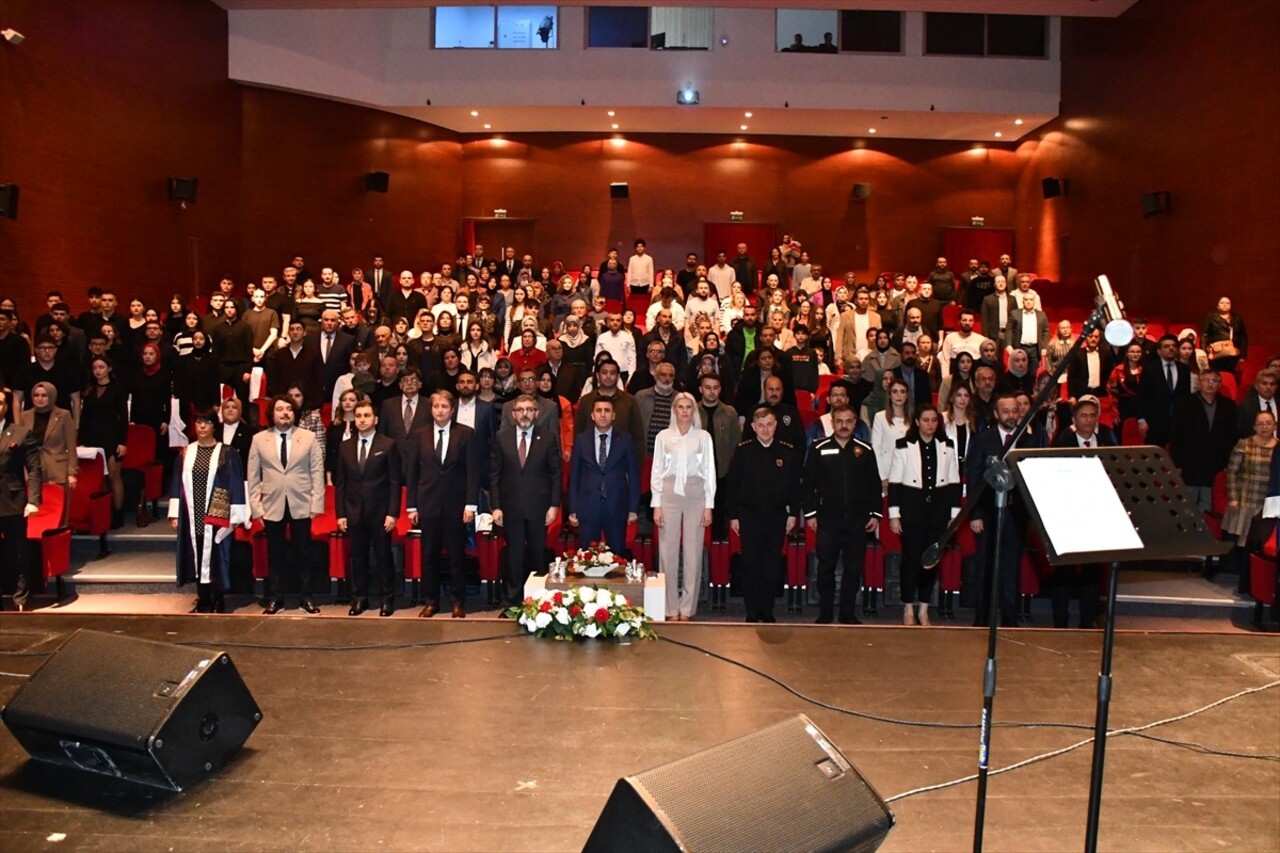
[650,392,716,620]
[887,405,963,626]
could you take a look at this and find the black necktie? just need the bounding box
[279,432,288,468]
[436,428,445,463]
[599,433,608,468]
[1166,361,1175,390]
[359,437,368,469]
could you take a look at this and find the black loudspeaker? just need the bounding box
[366,171,390,193]
[1042,177,1067,199]
[0,630,262,791]
[610,182,629,199]
[1141,191,1172,218]
[0,183,18,219]
[852,182,872,200]
[166,177,198,203]
[583,714,894,853]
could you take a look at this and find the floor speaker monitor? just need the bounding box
[0,629,262,791]
[584,714,894,852]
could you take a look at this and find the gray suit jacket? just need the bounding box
[247,428,325,521]
[19,407,77,484]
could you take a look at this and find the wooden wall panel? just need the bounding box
[0,0,242,319]
[1014,0,1280,367]
[239,89,463,283]
[461,135,1021,281]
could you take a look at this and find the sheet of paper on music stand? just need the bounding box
[1017,456,1143,555]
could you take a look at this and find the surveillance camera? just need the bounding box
[1,28,25,44]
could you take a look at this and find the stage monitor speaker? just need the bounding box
[166,177,198,204]
[366,171,390,193]
[583,714,894,853]
[1141,191,1171,218]
[852,182,872,200]
[610,182,629,199]
[1042,177,1067,199]
[0,183,17,219]
[0,629,262,792]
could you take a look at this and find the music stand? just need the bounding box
[1005,444,1232,853]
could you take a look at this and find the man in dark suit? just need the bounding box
[967,393,1045,627]
[0,393,42,611]
[311,309,356,404]
[892,342,932,409]
[335,399,402,617]
[568,397,640,553]
[491,395,562,605]
[369,255,391,309]
[406,390,481,618]
[378,369,432,480]
[1236,368,1278,439]
[498,247,519,280]
[1066,327,1114,403]
[1136,334,1192,447]
[1050,395,1117,448]
[1169,370,1238,511]
[271,320,322,406]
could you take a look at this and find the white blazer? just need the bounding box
[247,428,325,521]
[887,436,963,519]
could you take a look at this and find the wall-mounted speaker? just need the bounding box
[365,171,390,193]
[1042,177,1067,199]
[610,182,630,199]
[852,183,872,200]
[1141,191,1172,218]
[166,177,198,204]
[0,629,262,792]
[583,715,894,852]
[0,183,18,219]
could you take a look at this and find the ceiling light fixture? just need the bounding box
[611,123,619,130]
[740,124,748,131]
[470,110,479,117]
[607,110,615,117]
[994,131,1003,138]
[677,84,699,106]
[744,111,753,118]
[483,124,491,130]
[1014,118,1024,125]
[868,128,876,134]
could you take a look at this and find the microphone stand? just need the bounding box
[921,287,1120,853]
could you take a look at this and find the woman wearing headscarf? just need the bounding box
[18,381,78,523]
[173,329,221,425]
[168,408,249,613]
[80,355,131,526]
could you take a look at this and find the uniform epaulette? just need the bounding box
[778,440,794,449]
[813,436,834,447]
[853,437,873,451]
[738,439,754,447]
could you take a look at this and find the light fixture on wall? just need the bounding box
[1,28,24,44]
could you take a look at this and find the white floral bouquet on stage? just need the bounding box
[561,541,628,577]
[507,586,657,641]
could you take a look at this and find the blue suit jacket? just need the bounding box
[568,429,640,516]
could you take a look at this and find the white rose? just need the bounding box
[584,623,601,639]
[517,613,528,626]
[595,590,614,607]
[599,551,613,564]
[616,622,631,637]
[534,611,553,629]
[614,595,628,607]
[526,620,537,633]
[554,607,570,625]
[578,587,596,603]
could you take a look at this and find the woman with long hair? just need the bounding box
[293,278,325,337]
[871,377,912,491]
[937,351,976,410]
[476,367,499,404]
[650,392,716,620]
[942,382,976,468]
[1108,342,1145,426]
[1177,337,1203,392]
[1202,295,1248,374]
[80,355,130,525]
[126,296,149,345]
[762,246,789,292]
[888,405,963,626]
[164,294,188,341]
[721,289,747,334]
[461,321,497,374]
[506,285,536,349]
[325,388,362,481]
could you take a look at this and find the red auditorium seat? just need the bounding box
[69,450,113,559]
[27,483,71,602]
[122,423,164,525]
[1218,372,1238,401]
[1249,528,1277,626]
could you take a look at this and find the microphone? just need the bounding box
[1094,275,1133,347]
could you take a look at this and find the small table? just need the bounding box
[524,571,667,622]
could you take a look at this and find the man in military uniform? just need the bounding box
[727,406,804,623]
[804,405,882,624]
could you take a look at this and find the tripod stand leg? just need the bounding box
[1084,561,1122,853]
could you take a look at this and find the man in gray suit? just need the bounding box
[248,394,325,614]
[0,393,42,611]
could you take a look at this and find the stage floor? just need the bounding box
[1,614,1277,852]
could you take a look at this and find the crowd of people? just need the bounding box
[0,240,1276,624]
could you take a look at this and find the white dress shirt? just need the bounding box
[649,425,717,508]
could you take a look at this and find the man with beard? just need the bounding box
[893,341,932,408]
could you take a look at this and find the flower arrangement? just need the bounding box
[562,541,628,576]
[507,586,657,641]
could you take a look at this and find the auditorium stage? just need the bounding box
[1,615,1277,852]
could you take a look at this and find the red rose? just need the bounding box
[594,608,609,623]
[614,555,627,564]
[569,604,581,617]
[539,601,552,613]
[553,591,564,604]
